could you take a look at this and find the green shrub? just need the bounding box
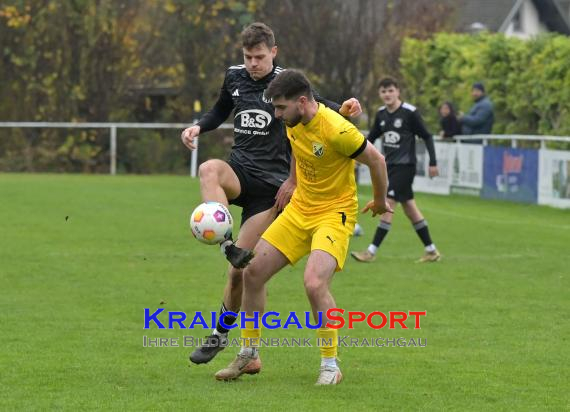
[401,33,570,138]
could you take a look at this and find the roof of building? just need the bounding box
[455,0,570,34]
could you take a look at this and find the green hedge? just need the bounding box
[400,33,570,138]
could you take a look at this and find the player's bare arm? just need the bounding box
[339,97,362,117]
[355,142,392,216]
[180,125,201,150]
[274,154,296,211]
[428,165,439,178]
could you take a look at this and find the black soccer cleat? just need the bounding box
[224,243,254,269]
[189,333,229,364]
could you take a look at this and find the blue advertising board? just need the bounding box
[482,147,538,203]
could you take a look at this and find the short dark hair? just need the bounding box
[265,69,314,101]
[472,82,485,93]
[241,22,275,49]
[378,77,399,89]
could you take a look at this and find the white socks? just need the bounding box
[220,240,232,254]
[239,346,259,358]
[425,244,436,252]
[321,357,338,369]
[212,329,226,338]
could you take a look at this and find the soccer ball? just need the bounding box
[190,202,233,245]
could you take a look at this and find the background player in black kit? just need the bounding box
[180,23,361,368]
[351,77,441,264]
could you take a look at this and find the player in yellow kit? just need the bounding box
[215,69,391,385]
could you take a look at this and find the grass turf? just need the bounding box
[0,174,568,411]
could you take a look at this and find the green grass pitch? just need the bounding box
[1,174,568,411]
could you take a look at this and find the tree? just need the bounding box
[258,0,455,127]
[0,1,178,171]
[163,0,264,123]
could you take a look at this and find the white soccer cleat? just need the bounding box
[315,366,343,385]
[418,249,441,263]
[350,249,376,262]
[214,353,261,381]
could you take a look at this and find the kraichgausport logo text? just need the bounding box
[144,308,426,330]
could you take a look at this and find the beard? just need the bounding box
[284,113,302,127]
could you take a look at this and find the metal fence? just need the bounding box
[359,134,570,208]
[1,122,569,177]
[0,122,233,176]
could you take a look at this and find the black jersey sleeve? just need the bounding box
[313,89,342,113]
[411,110,437,166]
[196,74,234,132]
[367,111,383,143]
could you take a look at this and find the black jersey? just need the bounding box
[367,102,437,167]
[197,64,340,188]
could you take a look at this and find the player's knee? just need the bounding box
[304,276,326,300]
[198,160,219,182]
[242,263,264,289]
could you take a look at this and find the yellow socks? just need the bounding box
[240,313,261,353]
[317,327,338,359]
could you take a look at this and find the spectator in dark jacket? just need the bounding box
[438,101,461,139]
[460,82,494,135]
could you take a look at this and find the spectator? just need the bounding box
[460,82,494,136]
[439,101,461,139]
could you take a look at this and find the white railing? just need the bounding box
[358,133,570,208]
[451,134,570,147]
[1,122,569,176]
[0,121,234,176]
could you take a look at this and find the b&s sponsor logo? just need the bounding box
[384,131,401,146]
[235,109,272,129]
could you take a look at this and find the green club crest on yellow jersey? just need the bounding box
[312,142,324,157]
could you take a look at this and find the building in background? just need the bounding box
[457,0,570,38]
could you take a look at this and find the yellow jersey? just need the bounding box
[287,103,367,216]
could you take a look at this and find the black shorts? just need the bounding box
[228,161,279,226]
[387,164,416,203]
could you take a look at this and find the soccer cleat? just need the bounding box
[315,366,343,385]
[214,353,262,381]
[224,243,255,269]
[418,250,441,263]
[350,250,376,262]
[189,333,228,364]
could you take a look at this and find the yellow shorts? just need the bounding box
[262,204,356,271]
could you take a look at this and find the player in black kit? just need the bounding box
[351,77,441,264]
[180,23,361,368]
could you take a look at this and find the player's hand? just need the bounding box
[274,178,296,212]
[428,166,439,178]
[339,98,362,118]
[361,199,393,217]
[181,125,201,150]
